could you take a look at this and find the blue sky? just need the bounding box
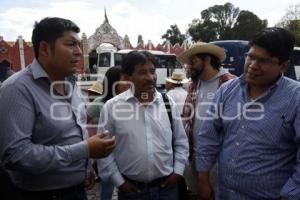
[0,0,298,45]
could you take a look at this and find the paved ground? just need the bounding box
[87,182,118,200]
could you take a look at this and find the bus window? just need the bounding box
[291,48,300,81]
[114,53,124,67]
[97,53,111,67]
[156,56,178,68]
[175,59,184,69]
[210,40,249,76]
[97,49,185,87]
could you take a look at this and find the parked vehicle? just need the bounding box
[210,40,249,76]
[95,43,185,87]
[291,47,300,81]
[211,40,297,80]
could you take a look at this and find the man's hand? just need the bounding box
[197,171,214,200]
[118,181,139,193]
[161,173,181,187]
[87,132,116,158]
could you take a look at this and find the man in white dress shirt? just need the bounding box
[97,50,189,200]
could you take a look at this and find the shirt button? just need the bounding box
[236,142,240,146]
[241,125,245,128]
[231,159,234,162]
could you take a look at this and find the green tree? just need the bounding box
[188,2,267,42]
[287,20,300,45]
[188,2,240,42]
[188,19,218,42]
[232,10,267,40]
[161,24,186,45]
[276,4,300,46]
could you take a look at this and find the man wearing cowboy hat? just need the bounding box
[165,71,189,113]
[87,81,103,102]
[179,42,235,199]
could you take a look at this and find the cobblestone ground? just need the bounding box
[87,182,118,200]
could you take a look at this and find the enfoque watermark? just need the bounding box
[49,80,265,127]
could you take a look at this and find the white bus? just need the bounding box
[95,44,186,87]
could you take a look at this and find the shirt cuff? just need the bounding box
[174,161,186,176]
[111,172,125,187]
[195,156,214,171]
[280,177,300,199]
[68,140,89,161]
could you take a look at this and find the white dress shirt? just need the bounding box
[167,87,187,114]
[97,89,189,187]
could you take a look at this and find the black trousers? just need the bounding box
[16,183,87,200]
[0,168,21,200]
[0,168,87,200]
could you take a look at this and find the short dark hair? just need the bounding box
[121,51,156,75]
[31,17,80,58]
[195,53,221,70]
[249,27,295,63]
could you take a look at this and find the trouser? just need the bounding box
[15,183,87,200]
[0,168,20,200]
[100,180,114,200]
[118,176,178,200]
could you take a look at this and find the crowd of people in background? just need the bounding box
[0,16,300,200]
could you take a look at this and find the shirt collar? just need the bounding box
[31,59,50,80]
[30,59,76,88]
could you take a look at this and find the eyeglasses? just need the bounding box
[245,53,278,66]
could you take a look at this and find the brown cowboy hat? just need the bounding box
[178,42,226,64]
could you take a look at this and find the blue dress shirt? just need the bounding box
[196,75,300,200]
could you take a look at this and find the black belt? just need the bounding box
[123,175,169,188]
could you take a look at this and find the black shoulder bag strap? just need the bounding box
[161,92,189,200]
[161,92,173,132]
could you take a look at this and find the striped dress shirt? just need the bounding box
[0,59,89,191]
[196,74,300,200]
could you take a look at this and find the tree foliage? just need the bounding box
[188,19,219,42]
[276,4,300,46]
[188,2,267,42]
[161,24,186,45]
[232,10,267,40]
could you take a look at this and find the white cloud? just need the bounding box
[0,0,296,45]
[110,1,138,17]
[0,1,94,42]
[0,0,190,45]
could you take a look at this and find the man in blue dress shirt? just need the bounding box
[196,27,300,200]
[0,17,116,200]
